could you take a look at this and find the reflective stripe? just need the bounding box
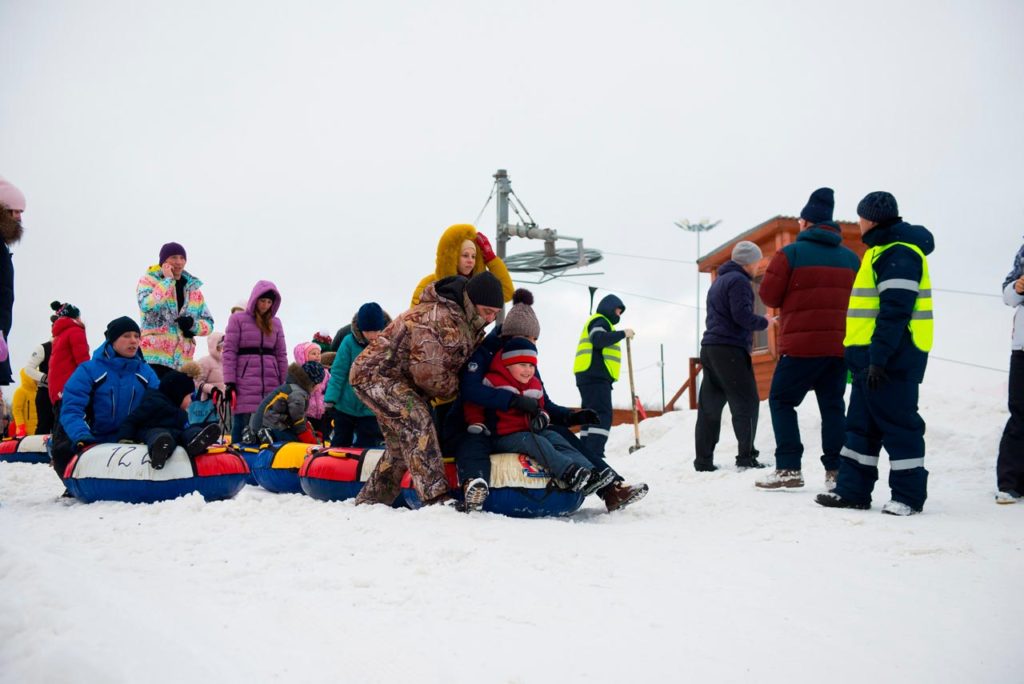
[910,311,933,320]
[573,313,621,380]
[586,427,610,437]
[578,428,588,437]
[575,349,592,358]
[878,278,920,293]
[850,288,878,297]
[840,446,880,467]
[890,458,925,470]
[847,309,877,318]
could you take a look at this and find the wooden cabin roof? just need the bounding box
[697,215,863,273]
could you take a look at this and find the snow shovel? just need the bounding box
[626,337,644,453]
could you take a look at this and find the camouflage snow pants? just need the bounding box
[352,377,449,506]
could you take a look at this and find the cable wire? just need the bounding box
[932,288,1002,299]
[928,355,1006,373]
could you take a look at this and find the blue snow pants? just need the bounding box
[769,355,847,471]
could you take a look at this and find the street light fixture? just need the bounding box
[674,218,721,355]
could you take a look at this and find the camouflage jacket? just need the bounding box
[350,276,490,399]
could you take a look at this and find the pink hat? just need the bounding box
[293,341,314,365]
[0,176,26,211]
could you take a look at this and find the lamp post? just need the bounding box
[674,219,720,355]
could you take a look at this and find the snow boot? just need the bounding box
[601,481,649,512]
[185,424,222,458]
[755,469,804,489]
[147,432,176,470]
[581,467,617,497]
[995,490,1022,505]
[560,464,592,492]
[881,500,920,516]
[694,461,718,472]
[462,477,489,512]
[825,470,838,492]
[815,492,870,510]
[736,457,768,471]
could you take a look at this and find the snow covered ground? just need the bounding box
[1,370,1018,684]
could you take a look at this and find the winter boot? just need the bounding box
[601,481,649,512]
[560,464,592,492]
[736,457,768,471]
[185,424,222,458]
[815,492,870,510]
[995,490,1022,505]
[881,500,920,516]
[694,460,718,472]
[581,467,617,497]
[824,470,838,492]
[755,469,804,489]
[148,432,176,470]
[462,477,489,512]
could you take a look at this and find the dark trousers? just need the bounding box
[695,344,760,466]
[149,364,175,379]
[577,381,613,459]
[768,355,847,471]
[997,350,1024,493]
[35,389,55,435]
[142,425,209,457]
[49,399,73,479]
[231,413,252,444]
[330,410,383,448]
[835,374,928,510]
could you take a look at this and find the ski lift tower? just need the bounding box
[492,169,603,283]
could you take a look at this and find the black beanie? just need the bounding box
[800,187,835,224]
[104,316,141,343]
[857,191,899,223]
[158,371,195,407]
[465,272,504,309]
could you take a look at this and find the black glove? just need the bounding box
[509,394,540,416]
[176,315,195,336]
[530,411,550,432]
[867,364,889,391]
[224,383,237,405]
[568,408,600,426]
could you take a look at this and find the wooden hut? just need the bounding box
[667,215,865,409]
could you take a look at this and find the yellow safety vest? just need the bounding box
[573,314,622,381]
[844,241,933,352]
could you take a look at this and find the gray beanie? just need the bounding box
[731,240,762,266]
[501,289,540,339]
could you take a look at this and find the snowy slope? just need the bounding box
[0,375,1018,684]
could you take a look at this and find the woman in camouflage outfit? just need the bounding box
[352,272,504,506]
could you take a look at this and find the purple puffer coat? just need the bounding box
[222,280,288,413]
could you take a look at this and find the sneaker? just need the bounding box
[815,492,870,510]
[995,490,1022,505]
[694,461,718,472]
[561,464,592,492]
[824,470,838,492]
[581,467,617,497]
[736,458,768,471]
[185,424,222,458]
[755,469,804,490]
[881,500,920,516]
[148,432,176,470]
[462,478,489,512]
[602,481,649,512]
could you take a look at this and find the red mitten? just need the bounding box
[297,423,318,444]
[474,232,496,263]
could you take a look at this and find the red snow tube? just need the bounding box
[0,435,51,464]
[63,443,249,504]
[299,446,378,502]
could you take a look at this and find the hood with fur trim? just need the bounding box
[284,361,316,394]
[431,223,484,280]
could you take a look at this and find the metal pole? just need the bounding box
[696,231,701,356]
[660,343,666,410]
[494,169,511,323]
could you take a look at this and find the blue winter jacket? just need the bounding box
[845,219,935,382]
[59,341,161,444]
[701,260,768,352]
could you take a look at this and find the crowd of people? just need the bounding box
[1,173,1021,514]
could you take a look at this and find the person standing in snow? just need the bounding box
[816,191,934,515]
[352,272,503,507]
[136,242,215,377]
[221,281,289,444]
[694,241,771,472]
[47,301,90,419]
[24,339,53,434]
[0,175,26,390]
[324,302,390,447]
[573,294,634,461]
[996,239,1024,504]
[755,188,860,491]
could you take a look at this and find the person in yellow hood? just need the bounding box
[410,224,514,306]
[12,367,38,437]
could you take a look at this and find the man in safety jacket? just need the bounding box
[574,294,633,460]
[816,191,935,515]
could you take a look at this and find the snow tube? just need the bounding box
[63,443,249,504]
[480,453,584,518]
[299,446,387,502]
[249,442,308,493]
[235,445,261,486]
[0,435,51,464]
[400,458,460,508]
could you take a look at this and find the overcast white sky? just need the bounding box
[2,0,1022,407]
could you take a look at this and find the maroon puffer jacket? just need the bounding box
[222,280,288,413]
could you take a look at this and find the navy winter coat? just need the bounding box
[702,260,768,352]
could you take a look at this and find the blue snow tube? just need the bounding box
[249,442,306,494]
[480,453,584,518]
